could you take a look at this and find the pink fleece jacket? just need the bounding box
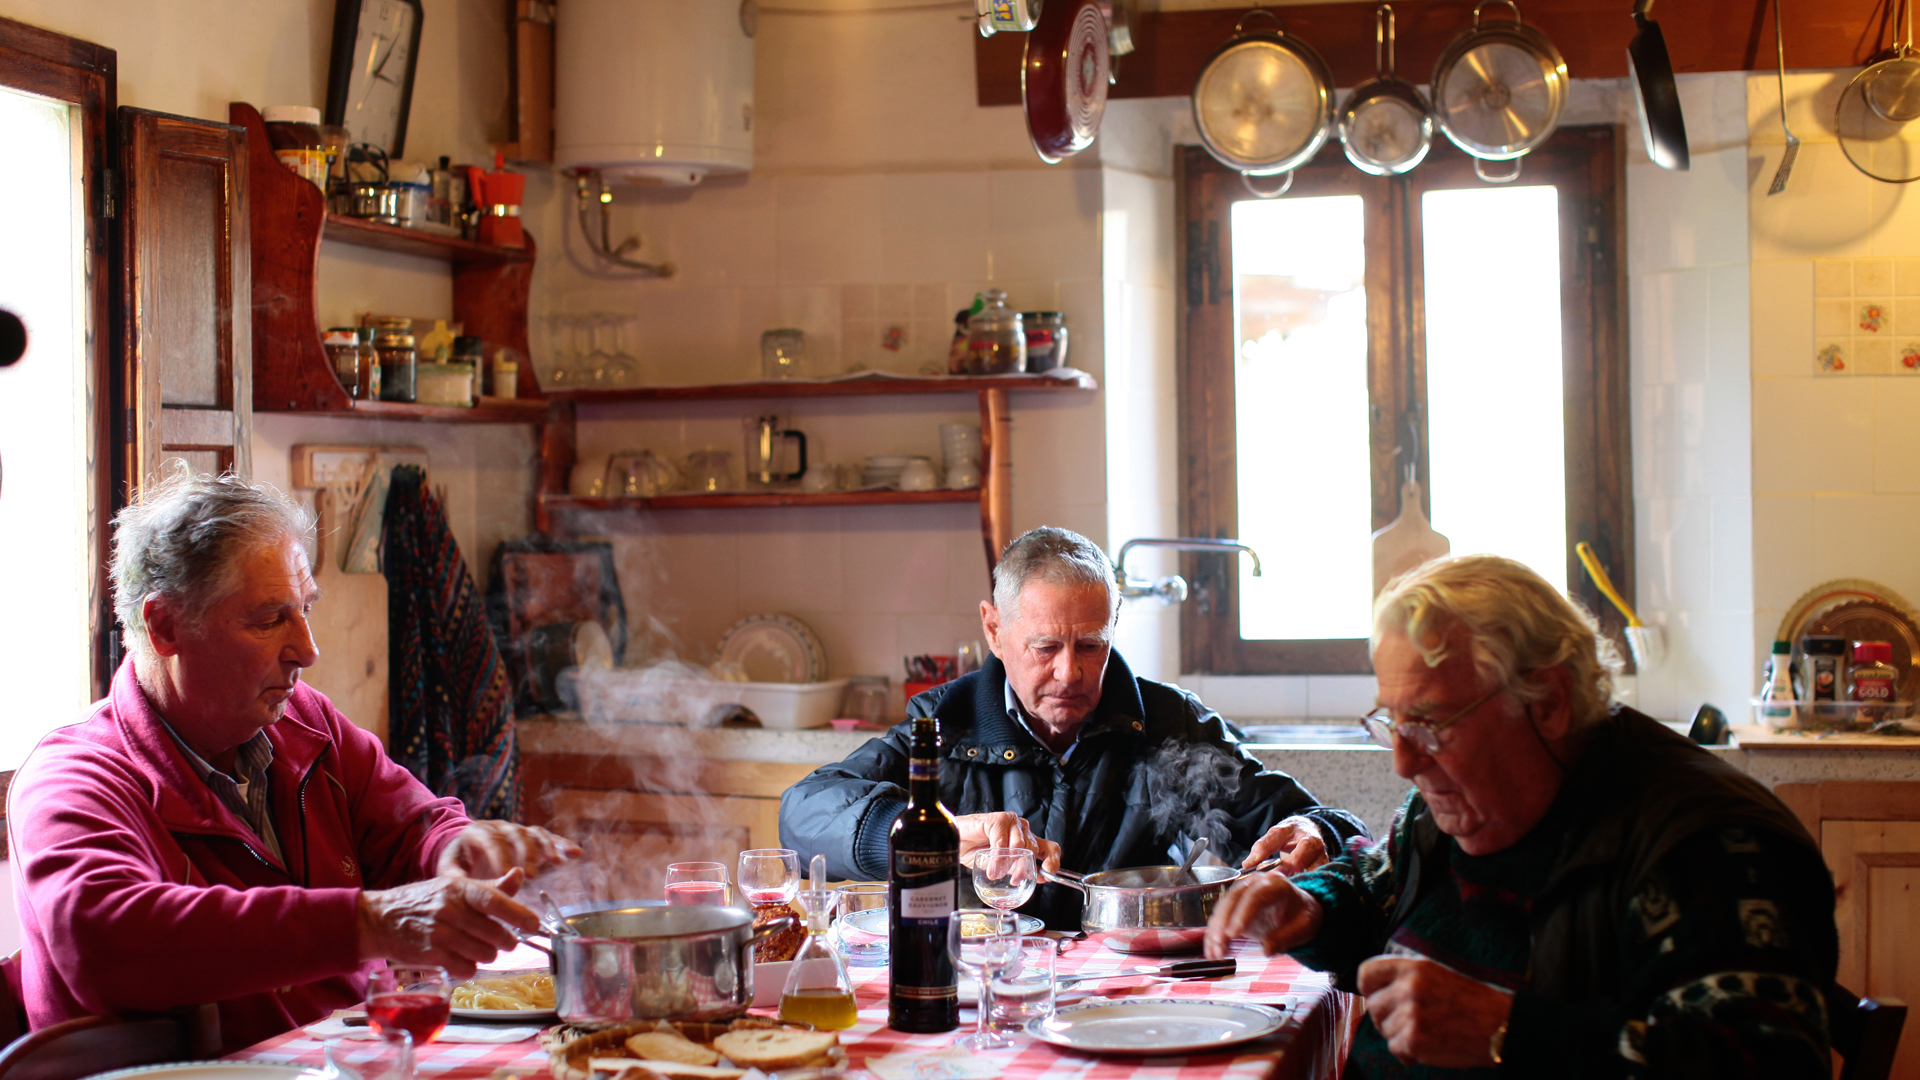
[8,659,473,1052]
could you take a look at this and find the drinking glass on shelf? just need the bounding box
[664,861,731,906]
[947,908,1019,1050]
[737,848,801,907]
[365,964,451,1049]
[971,846,1037,914]
[988,935,1056,1029]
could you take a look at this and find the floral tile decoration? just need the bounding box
[1817,340,1848,373]
[1859,300,1890,334]
[1900,341,1920,373]
[1804,258,1920,374]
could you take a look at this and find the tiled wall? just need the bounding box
[1749,71,1920,671]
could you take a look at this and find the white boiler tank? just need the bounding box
[555,0,755,185]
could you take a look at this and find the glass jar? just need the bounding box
[1020,311,1067,373]
[453,334,485,400]
[966,289,1026,374]
[355,327,382,401]
[376,331,418,402]
[324,327,360,397]
[262,105,328,191]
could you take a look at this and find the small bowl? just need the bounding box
[752,961,792,1008]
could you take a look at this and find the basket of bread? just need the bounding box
[548,1018,844,1080]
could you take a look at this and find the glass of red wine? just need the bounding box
[736,849,800,907]
[664,861,731,906]
[365,964,452,1056]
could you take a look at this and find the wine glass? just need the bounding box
[365,964,451,1051]
[737,848,801,907]
[947,908,1019,1050]
[971,847,1037,914]
[664,861,731,906]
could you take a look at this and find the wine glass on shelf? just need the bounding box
[737,848,801,907]
[664,861,731,906]
[947,908,1019,1050]
[971,846,1037,915]
[364,962,450,1075]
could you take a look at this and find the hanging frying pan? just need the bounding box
[1338,5,1433,176]
[1024,0,1111,163]
[1430,0,1567,184]
[1192,9,1335,198]
[1627,0,1689,171]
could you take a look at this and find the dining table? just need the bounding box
[227,939,1356,1080]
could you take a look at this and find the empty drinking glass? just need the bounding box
[738,848,801,907]
[948,909,1019,1050]
[988,936,1056,1028]
[664,861,730,906]
[831,882,889,967]
[971,846,1037,914]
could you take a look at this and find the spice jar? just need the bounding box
[375,330,418,402]
[262,105,328,191]
[492,351,519,398]
[1850,640,1899,703]
[453,335,485,400]
[356,327,382,401]
[1021,311,1068,373]
[966,289,1026,375]
[324,328,361,398]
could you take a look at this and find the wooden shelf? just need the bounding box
[549,370,1098,404]
[322,215,534,265]
[277,397,553,423]
[546,488,981,512]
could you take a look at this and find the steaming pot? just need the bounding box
[1043,864,1241,954]
[534,904,795,1023]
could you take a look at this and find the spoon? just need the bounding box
[539,889,572,936]
[1174,837,1210,884]
[1768,0,1799,195]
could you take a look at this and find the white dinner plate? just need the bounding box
[450,1005,558,1022]
[718,614,827,683]
[90,1065,327,1080]
[1025,1001,1287,1056]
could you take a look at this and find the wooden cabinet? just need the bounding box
[1775,781,1920,1077]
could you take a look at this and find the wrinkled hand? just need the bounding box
[1203,871,1323,959]
[357,868,539,978]
[437,820,583,881]
[954,812,1063,874]
[1357,957,1514,1069]
[1243,816,1329,875]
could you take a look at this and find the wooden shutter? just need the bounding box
[118,107,251,488]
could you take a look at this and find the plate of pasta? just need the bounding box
[450,969,558,1021]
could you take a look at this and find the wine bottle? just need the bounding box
[888,715,959,1032]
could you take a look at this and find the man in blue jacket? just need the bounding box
[779,527,1368,928]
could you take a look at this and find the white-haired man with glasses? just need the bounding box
[1206,555,1840,1078]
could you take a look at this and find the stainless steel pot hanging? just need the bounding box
[1429,0,1568,184]
[1191,8,1335,198]
[1338,5,1433,176]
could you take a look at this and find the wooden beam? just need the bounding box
[976,0,1895,107]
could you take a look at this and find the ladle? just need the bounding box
[1174,837,1210,885]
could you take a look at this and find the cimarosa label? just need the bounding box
[900,879,955,921]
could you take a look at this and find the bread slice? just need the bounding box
[625,1033,721,1066]
[712,1029,839,1071]
[588,1062,745,1080]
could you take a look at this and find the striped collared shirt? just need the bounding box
[162,724,283,864]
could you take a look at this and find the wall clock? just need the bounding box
[324,0,424,158]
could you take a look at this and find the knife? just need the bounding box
[1054,957,1236,987]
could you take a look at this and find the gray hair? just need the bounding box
[991,527,1120,620]
[111,465,316,666]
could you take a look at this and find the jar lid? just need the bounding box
[1853,640,1894,663]
[1020,311,1063,320]
[369,315,413,330]
[376,332,416,347]
[323,330,357,346]
[1801,635,1848,656]
[262,105,322,126]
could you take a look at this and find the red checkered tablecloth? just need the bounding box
[228,942,1352,1080]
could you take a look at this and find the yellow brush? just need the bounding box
[1575,541,1641,627]
[1576,541,1662,669]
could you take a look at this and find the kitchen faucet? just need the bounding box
[1113,538,1263,606]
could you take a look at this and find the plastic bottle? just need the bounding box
[1760,640,1797,727]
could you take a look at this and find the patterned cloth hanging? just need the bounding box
[382,465,521,821]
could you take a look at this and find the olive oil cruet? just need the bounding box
[780,856,857,1030]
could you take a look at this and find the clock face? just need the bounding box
[341,0,417,156]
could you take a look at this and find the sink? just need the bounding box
[1239,725,1373,745]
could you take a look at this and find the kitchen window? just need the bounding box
[1178,127,1630,676]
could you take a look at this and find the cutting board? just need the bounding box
[1372,477,1450,595]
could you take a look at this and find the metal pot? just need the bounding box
[1338,5,1434,177]
[534,903,795,1023]
[1190,8,1334,198]
[1044,864,1242,955]
[1429,0,1568,184]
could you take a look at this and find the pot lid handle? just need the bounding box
[1473,0,1522,29]
[1233,7,1284,36]
[1375,4,1395,80]
[1241,170,1294,198]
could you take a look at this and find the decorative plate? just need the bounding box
[719,614,827,683]
[1026,1000,1287,1055]
[90,1067,327,1080]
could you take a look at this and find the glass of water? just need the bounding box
[831,882,889,967]
[989,936,1056,1029]
[971,846,1038,913]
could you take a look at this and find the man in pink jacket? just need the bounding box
[8,469,581,1053]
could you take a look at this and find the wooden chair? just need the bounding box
[0,952,220,1080]
[1828,984,1908,1080]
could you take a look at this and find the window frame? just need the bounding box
[0,16,118,700]
[1176,125,1632,676]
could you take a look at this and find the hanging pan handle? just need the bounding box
[1475,157,1524,184]
[1241,170,1294,198]
[1472,0,1523,29]
[1375,4,1395,80]
[1233,7,1284,36]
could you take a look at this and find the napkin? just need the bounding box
[303,1010,545,1044]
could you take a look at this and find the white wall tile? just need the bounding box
[1811,494,1920,603]
[1304,675,1378,719]
[644,177,781,290]
[1664,495,1716,613]
[775,174,886,285]
[1710,495,1754,613]
[1749,143,1878,261]
[1750,377,1875,493]
[1874,378,1920,492]
[880,173,993,284]
[733,508,846,614]
[989,169,1102,283]
[1186,676,1308,720]
[1706,262,1754,384]
[840,516,967,614]
[1749,260,1814,379]
[1626,146,1750,275]
[1751,495,1815,611]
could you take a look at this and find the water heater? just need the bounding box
[555,0,755,185]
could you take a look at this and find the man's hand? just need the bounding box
[1357,956,1515,1069]
[1203,871,1323,958]
[436,821,583,881]
[357,868,540,978]
[954,812,1063,874]
[1243,816,1330,875]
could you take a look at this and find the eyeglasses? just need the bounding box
[1362,682,1510,754]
